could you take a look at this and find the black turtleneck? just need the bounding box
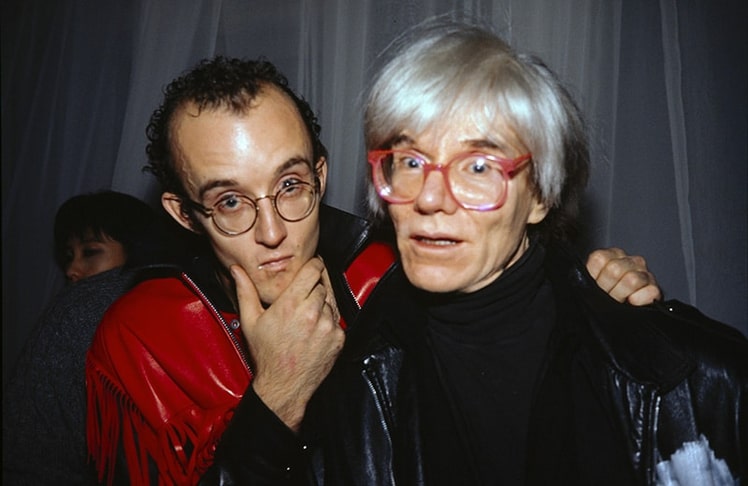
[410,240,556,485]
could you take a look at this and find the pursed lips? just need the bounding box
[257,254,293,271]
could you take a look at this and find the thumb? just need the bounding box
[229,264,263,336]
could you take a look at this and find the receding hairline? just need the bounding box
[167,84,317,198]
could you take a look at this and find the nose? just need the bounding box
[66,261,83,283]
[253,198,287,247]
[414,169,459,214]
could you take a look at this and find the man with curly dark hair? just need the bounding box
[84,56,661,485]
[85,57,397,485]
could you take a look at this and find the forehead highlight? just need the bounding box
[170,94,314,200]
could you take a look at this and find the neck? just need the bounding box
[215,265,239,311]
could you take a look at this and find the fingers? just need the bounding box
[585,247,626,286]
[625,284,662,306]
[607,269,661,304]
[244,256,344,431]
[279,256,326,301]
[230,264,264,333]
[586,248,662,305]
[273,256,341,326]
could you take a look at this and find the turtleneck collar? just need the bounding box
[417,238,546,344]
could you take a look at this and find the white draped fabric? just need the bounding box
[3,0,745,384]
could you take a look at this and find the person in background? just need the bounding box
[85,57,661,485]
[53,191,162,281]
[2,190,185,485]
[205,21,746,485]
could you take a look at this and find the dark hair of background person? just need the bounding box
[53,190,202,271]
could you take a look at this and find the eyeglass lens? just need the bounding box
[213,183,316,235]
[380,152,508,207]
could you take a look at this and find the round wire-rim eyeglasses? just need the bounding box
[183,180,319,236]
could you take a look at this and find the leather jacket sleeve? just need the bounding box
[199,386,308,485]
[86,275,251,485]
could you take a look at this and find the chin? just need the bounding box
[403,264,461,294]
[255,278,291,307]
[414,282,457,293]
[256,289,280,307]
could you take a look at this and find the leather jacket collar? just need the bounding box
[323,242,747,484]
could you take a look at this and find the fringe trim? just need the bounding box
[86,357,229,485]
[86,357,153,485]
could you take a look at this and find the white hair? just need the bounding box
[364,20,589,239]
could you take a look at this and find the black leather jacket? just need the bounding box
[205,244,747,485]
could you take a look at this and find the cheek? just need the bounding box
[110,245,128,267]
[478,196,536,265]
[492,208,527,243]
[208,237,245,268]
[388,205,408,235]
[296,215,321,259]
[92,251,126,275]
[389,208,410,256]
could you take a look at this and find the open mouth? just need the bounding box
[413,235,460,246]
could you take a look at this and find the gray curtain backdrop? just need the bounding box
[3,0,746,385]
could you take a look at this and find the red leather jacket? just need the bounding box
[87,273,248,485]
[86,206,395,485]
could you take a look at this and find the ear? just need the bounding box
[162,192,199,233]
[527,196,550,225]
[314,157,328,197]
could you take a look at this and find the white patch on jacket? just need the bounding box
[655,434,737,486]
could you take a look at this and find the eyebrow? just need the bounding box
[462,138,508,151]
[197,156,313,200]
[388,134,413,147]
[388,134,511,154]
